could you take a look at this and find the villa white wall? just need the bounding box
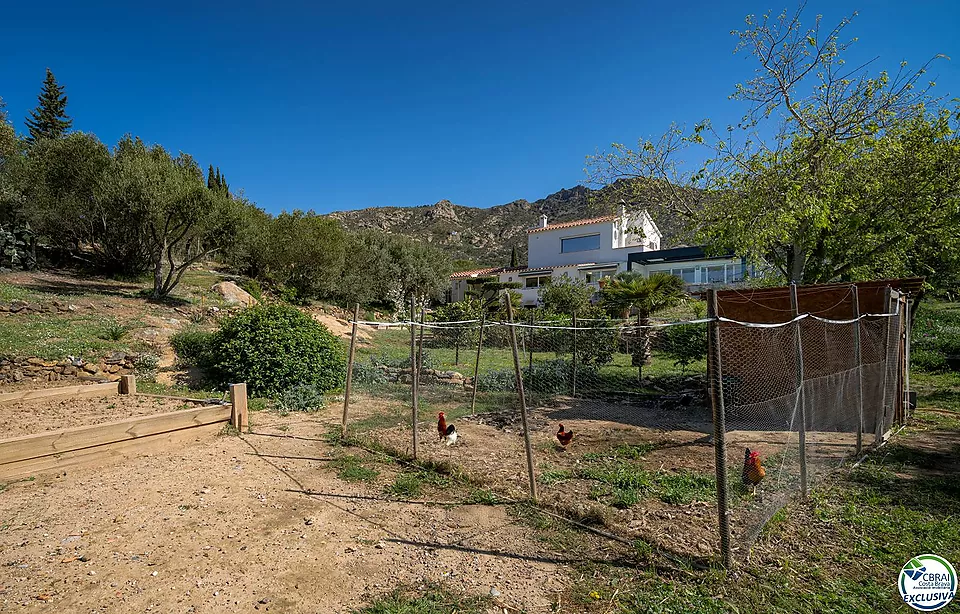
[527,214,660,269]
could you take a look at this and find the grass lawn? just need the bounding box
[0,311,150,359]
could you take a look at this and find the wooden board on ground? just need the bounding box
[0,422,225,481]
[0,382,119,405]
[0,404,230,467]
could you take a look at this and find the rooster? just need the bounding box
[556,424,574,449]
[437,412,457,446]
[742,448,766,494]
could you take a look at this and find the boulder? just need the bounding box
[211,281,257,306]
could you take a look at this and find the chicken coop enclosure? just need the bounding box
[340,279,917,566]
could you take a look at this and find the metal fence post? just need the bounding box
[342,303,360,439]
[850,287,864,456]
[877,286,893,444]
[469,310,487,415]
[409,298,420,460]
[789,283,808,498]
[706,289,732,568]
[506,296,538,501]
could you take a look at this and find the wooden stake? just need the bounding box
[119,375,136,396]
[505,295,538,501]
[706,289,732,568]
[409,298,420,460]
[878,286,894,443]
[851,286,864,456]
[469,310,487,416]
[528,311,534,371]
[230,383,248,432]
[342,303,360,439]
[789,283,808,498]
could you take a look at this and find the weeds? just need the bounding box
[100,321,130,341]
[332,455,380,483]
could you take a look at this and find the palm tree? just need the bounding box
[600,271,687,381]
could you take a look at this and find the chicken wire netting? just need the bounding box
[717,307,904,553]
[344,316,720,560]
[342,300,905,564]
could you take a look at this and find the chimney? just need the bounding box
[539,214,548,228]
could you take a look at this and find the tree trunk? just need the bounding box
[151,241,165,299]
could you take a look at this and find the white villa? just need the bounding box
[448,208,751,307]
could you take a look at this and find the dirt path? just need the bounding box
[0,413,573,613]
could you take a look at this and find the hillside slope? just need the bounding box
[328,185,686,268]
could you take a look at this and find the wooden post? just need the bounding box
[528,311,534,371]
[789,283,808,498]
[878,286,894,443]
[706,289,732,568]
[469,310,487,415]
[851,286,864,456]
[571,311,578,397]
[409,298,420,460]
[417,305,426,373]
[119,374,136,396]
[230,383,248,432]
[505,295,538,501]
[904,297,912,418]
[341,303,360,439]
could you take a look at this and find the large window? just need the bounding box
[706,266,725,284]
[561,234,601,253]
[525,275,552,289]
[585,269,616,283]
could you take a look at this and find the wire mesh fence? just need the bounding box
[340,285,908,566]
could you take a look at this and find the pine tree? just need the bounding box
[510,246,519,267]
[25,68,73,143]
[207,165,217,190]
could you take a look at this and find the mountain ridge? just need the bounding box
[328,184,683,268]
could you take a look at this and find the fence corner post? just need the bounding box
[789,282,808,498]
[230,383,248,432]
[409,298,420,460]
[119,374,136,396]
[707,288,732,569]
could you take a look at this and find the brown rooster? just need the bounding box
[742,448,766,494]
[556,424,574,448]
[437,412,457,445]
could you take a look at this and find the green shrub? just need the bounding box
[208,304,346,397]
[352,361,388,386]
[100,321,130,341]
[238,278,263,301]
[277,383,328,414]
[658,322,708,372]
[476,368,515,392]
[133,353,160,381]
[912,303,960,373]
[170,329,216,369]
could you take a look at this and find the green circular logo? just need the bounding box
[899,554,957,611]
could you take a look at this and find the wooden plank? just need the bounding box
[0,382,119,405]
[0,422,224,481]
[0,404,230,466]
[135,393,219,404]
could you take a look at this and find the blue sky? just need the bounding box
[2,1,958,214]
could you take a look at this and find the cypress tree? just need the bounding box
[207,165,217,190]
[25,68,73,143]
[510,246,519,267]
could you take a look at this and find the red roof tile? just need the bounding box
[527,215,616,234]
[449,267,502,279]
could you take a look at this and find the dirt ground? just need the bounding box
[0,408,577,613]
[0,391,215,440]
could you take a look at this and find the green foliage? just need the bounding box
[352,585,490,614]
[237,278,262,301]
[208,304,346,397]
[351,360,389,387]
[658,322,708,372]
[170,329,216,370]
[25,69,72,144]
[538,274,594,315]
[277,383,328,414]
[132,353,160,382]
[332,455,379,483]
[431,299,482,361]
[912,302,960,372]
[99,320,130,341]
[261,211,347,300]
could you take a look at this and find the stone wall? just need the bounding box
[0,352,138,384]
[376,365,474,391]
[0,299,78,314]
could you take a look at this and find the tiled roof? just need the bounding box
[449,267,502,279]
[527,215,616,234]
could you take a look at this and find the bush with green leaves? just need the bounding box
[351,360,389,387]
[658,322,708,372]
[476,368,516,392]
[911,303,960,372]
[277,383,328,414]
[238,278,263,301]
[170,329,216,370]
[133,353,160,381]
[208,304,346,397]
